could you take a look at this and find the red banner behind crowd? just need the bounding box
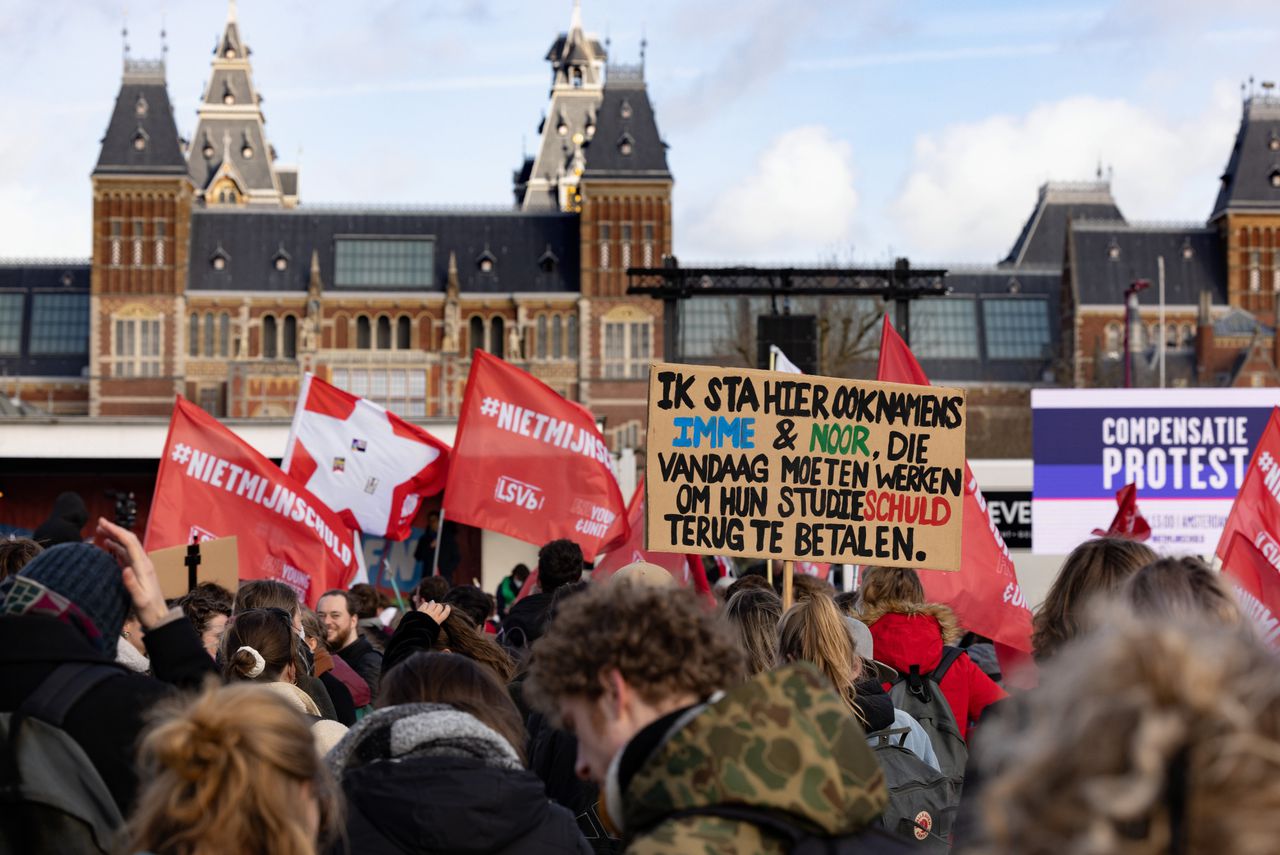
[144,397,360,607]
[444,351,629,561]
[1216,407,1280,645]
[877,316,1034,660]
[595,477,690,583]
[283,374,451,541]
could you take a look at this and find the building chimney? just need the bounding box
[1196,289,1214,384]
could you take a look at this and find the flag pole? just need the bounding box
[430,508,446,578]
[781,560,794,610]
[767,558,774,587]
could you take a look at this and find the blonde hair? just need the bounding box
[124,683,339,855]
[974,611,1280,855]
[776,594,864,718]
[859,566,925,609]
[722,587,782,677]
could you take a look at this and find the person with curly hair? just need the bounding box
[0,536,41,581]
[176,581,233,659]
[123,682,341,855]
[526,581,900,853]
[971,611,1280,855]
[1030,537,1156,662]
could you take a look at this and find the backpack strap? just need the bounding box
[19,663,127,728]
[905,664,934,704]
[869,727,913,749]
[929,646,965,685]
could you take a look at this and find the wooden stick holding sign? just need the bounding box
[645,362,967,582]
[782,560,794,610]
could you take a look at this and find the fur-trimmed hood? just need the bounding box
[859,599,961,678]
[858,599,961,645]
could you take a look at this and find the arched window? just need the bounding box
[396,316,411,350]
[263,315,278,359]
[376,316,391,350]
[1103,322,1122,357]
[490,317,505,356]
[469,316,485,353]
[356,316,372,349]
[552,315,563,358]
[189,313,199,357]
[203,313,215,358]
[537,315,548,359]
[282,316,297,359]
[218,313,230,357]
[567,314,579,358]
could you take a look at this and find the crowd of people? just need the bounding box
[0,514,1277,854]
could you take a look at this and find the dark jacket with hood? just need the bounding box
[861,600,1007,740]
[500,591,555,649]
[31,492,89,547]
[336,636,383,699]
[610,663,904,854]
[0,613,214,813]
[327,702,591,855]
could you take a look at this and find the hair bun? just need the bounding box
[150,706,241,783]
[233,645,267,679]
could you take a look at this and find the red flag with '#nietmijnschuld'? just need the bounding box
[283,374,451,541]
[877,316,1034,660]
[444,350,629,561]
[143,397,360,607]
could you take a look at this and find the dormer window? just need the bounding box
[273,247,290,271]
[618,133,635,157]
[1182,239,1194,261]
[1270,167,1280,188]
[585,114,596,139]
[225,47,237,59]
[211,246,230,271]
[202,139,214,159]
[572,67,583,87]
[477,250,497,273]
[222,82,235,105]
[620,100,633,119]
[1270,132,1280,151]
[134,95,148,117]
[539,247,559,273]
[242,144,254,159]
[60,272,74,287]
[1107,239,1121,261]
[132,132,147,151]
[557,118,569,136]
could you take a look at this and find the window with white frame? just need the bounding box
[599,224,611,269]
[621,224,632,268]
[154,221,166,266]
[602,308,652,379]
[331,368,428,418]
[643,224,654,266]
[132,220,144,267]
[114,314,162,377]
[1250,251,1261,293]
[110,222,122,266]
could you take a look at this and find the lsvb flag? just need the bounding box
[444,350,629,561]
[144,397,360,607]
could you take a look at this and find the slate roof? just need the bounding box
[1002,182,1125,267]
[93,62,188,176]
[187,208,579,293]
[1211,95,1280,220]
[582,78,671,179]
[0,262,91,290]
[1068,223,1227,306]
[0,261,91,379]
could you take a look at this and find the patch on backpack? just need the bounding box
[914,810,933,841]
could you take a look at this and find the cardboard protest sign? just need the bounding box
[645,362,967,569]
[149,536,240,600]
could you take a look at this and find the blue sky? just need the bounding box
[1,0,1277,265]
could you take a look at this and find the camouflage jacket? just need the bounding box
[614,663,888,854]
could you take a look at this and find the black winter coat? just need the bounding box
[336,636,383,699]
[31,492,89,547]
[500,591,554,649]
[0,613,215,813]
[337,756,592,855]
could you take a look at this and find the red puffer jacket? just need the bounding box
[860,600,1006,740]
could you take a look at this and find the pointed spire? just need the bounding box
[447,250,459,285]
[569,0,582,33]
[308,249,323,292]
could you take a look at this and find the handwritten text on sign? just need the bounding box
[645,363,967,570]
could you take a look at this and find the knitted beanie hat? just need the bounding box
[19,542,130,649]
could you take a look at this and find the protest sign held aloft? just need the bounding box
[144,397,360,607]
[444,350,630,561]
[645,361,967,569]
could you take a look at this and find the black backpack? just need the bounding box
[0,662,127,854]
[887,646,969,787]
[867,726,958,851]
[663,804,917,854]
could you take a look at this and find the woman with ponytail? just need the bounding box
[124,682,341,855]
[222,608,347,754]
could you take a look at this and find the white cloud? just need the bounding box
[683,126,858,261]
[889,85,1241,263]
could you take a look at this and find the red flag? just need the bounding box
[1220,533,1280,646]
[594,477,691,584]
[1217,408,1280,562]
[1090,483,1152,541]
[876,315,1033,658]
[143,397,359,608]
[283,374,451,541]
[445,350,629,561]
